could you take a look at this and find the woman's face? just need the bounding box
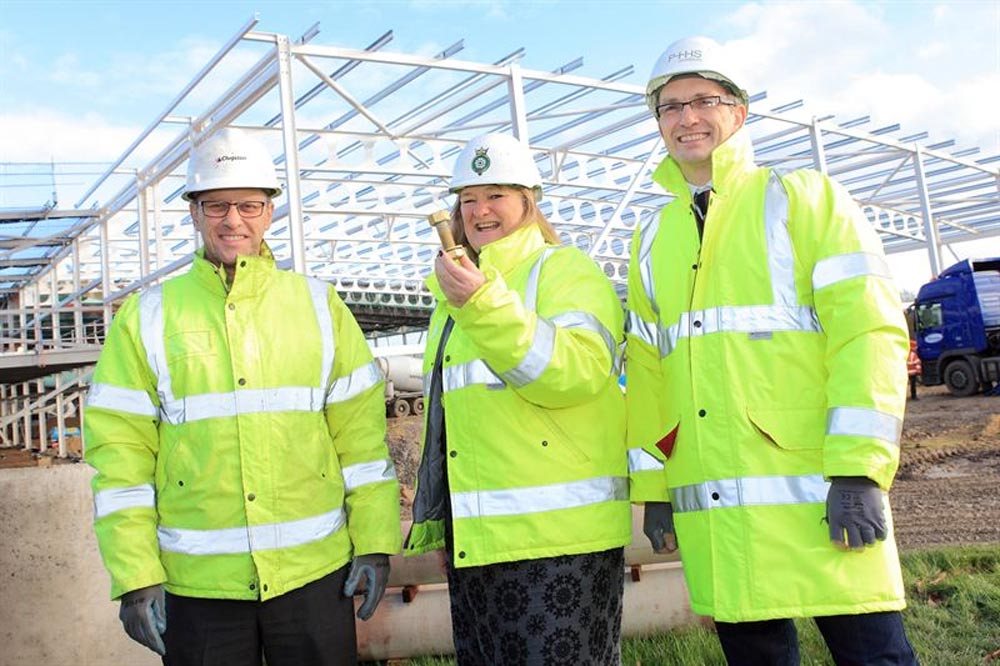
[458,185,528,251]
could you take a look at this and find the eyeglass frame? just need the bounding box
[197,200,271,219]
[655,95,739,120]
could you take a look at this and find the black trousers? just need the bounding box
[162,565,357,666]
[715,611,919,666]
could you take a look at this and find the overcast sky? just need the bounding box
[2,0,998,291]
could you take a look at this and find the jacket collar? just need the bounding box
[652,126,757,201]
[477,223,547,276]
[191,242,276,297]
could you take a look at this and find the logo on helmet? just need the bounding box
[216,154,248,165]
[667,48,703,63]
[471,148,491,175]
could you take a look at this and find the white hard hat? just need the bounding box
[182,127,282,201]
[450,133,543,201]
[646,36,748,114]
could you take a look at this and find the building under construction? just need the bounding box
[1,16,998,664]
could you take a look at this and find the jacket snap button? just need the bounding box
[228,303,235,311]
[444,355,451,362]
[240,260,247,267]
[262,584,268,592]
[449,450,457,458]
[711,492,720,500]
[541,440,548,447]
[693,320,702,328]
[247,493,256,501]
[238,378,247,386]
[698,409,707,417]
[249,583,255,590]
[458,551,466,559]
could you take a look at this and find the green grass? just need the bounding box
[370,544,1000,666]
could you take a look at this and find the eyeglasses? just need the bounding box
[655,95,738,119]
[198,200,268,219]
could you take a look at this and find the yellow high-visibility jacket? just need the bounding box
[625,128,910,622]
[85,245,401,601]
[406,224,631,567]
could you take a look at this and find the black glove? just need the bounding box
[343,553,390,620]
[642,501,678,553]
[826,476,887,550]
[119,584,166,655]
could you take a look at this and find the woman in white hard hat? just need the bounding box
[405,132,631,665]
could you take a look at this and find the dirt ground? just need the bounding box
[3,382,997,551]
[387,383,1000,551]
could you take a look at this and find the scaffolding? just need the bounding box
[2,15,999,454]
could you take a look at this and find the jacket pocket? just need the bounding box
[534,407,592,464]
[747,406,825,451]
[165,330,215,361]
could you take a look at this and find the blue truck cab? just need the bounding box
[913,257,1000,396]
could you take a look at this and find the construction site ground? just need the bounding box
[3,383,998,550]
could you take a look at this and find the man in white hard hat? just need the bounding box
[85,127,401,665]
[626,37,919,664]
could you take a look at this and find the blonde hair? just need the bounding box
[449,185,560,263]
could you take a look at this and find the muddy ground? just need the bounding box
[388,383,1000,551]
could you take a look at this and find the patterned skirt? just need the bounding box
[445,547,625,666]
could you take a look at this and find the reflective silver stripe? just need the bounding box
[656,304,821,358]
[160,387,326,424]
[137,277,340,425]
[442,359,503,393]
[671,474,829,513]
[626,310,659,349]
[813,252,893,290]
[552,311,617,362]
[305,277,336,392]
[628,448,664,473]
[827,406,902,446]
[158,508,345,555]
[635,214,663,319]
[501,317,556,388]
[451,476,628,519]
[138,286,171,414]
[498,248,556,388]
[326,360,383,405]
[764,172,797,307]
[86,383,158,418]
[636,172,824,360]
[94,484,156,519]
[342,459,397,493]
[523,247,554,312]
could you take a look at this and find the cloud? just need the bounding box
[718,1,1000,153]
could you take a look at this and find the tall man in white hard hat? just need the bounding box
[85,127,401,665]
[626,37,919,664]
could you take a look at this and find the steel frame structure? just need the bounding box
[2,15,999,451]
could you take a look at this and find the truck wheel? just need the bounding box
[944,359,979,397]
[410,397,425,416]
[392,398,411,418]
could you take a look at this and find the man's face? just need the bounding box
[655,77,747,184]
[189,188,273,269]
